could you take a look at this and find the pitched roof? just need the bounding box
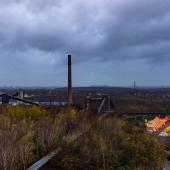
[147,116,169,130]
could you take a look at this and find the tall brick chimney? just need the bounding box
[68,54,72,107]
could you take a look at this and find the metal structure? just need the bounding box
[85,95,114,114]
[0,93,38,105]
[27,147,62,170]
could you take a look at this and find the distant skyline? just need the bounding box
[0,0,170,86]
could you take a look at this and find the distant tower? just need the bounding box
[68,54,72,107]
[134,80,137,95]
[134,80,136,90]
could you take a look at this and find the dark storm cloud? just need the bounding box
[0,0,170,86]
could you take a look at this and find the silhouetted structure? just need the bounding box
[0,93,38,105]
[68,54,73,107]
[134,80,137,96]
[85,95,114,114]
[13,91,24,104]
[134,80,136,90]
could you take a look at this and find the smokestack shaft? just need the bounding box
[68,54,72,106]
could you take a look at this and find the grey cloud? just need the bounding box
[0,0,170,86]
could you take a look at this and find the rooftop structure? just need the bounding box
[146,116,169,131]
[146,116,170,136]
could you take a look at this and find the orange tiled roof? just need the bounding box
[147,116,169,130]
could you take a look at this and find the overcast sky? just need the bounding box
[0,0,170,87]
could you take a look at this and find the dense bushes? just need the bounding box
[0,106,165,170]
[0,106,90,170]
[51,116,164,170]
[5,105,46,119]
